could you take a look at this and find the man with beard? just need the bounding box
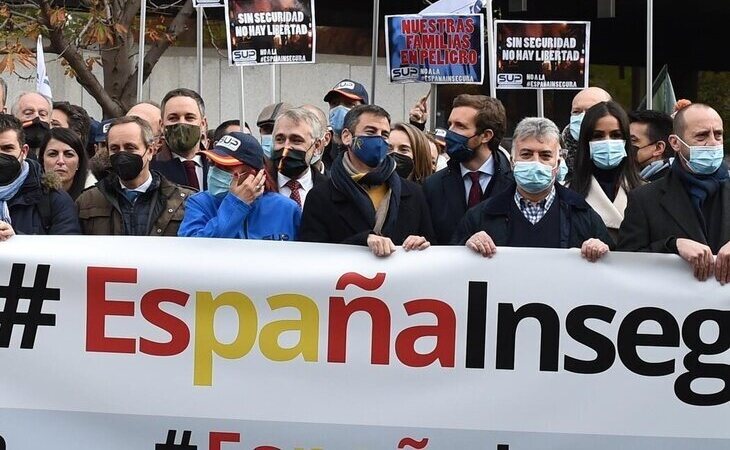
[76,116,194,236]
[152,88,209,191]
[299,105,434,257]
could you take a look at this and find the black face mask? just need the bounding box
[273,147,309,179]
[391,152,414,179]
[0,153,22,186]
[23,117,50,149]
[110,152,145,181]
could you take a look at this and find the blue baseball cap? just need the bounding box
[323,79,369,105]
[89,119,114,143]
[201,132,264,170]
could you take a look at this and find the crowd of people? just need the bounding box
[0,76,727,283]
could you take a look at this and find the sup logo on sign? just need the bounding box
[232,49,257,63]
[497,73,523,85]
[391,67,419,81]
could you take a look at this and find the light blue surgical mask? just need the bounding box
[329,105,350,135]
[261,134,273,159]
[589,139,627,169]
[557,158,569,182]
[569,112,584,141]
[513,161,556,194]
[676,136,725,175]
[207,166,233,197]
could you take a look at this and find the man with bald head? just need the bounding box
[127,101,162,137]
[561,87,612,176]
[11,92,53,158]
[618,103,729,284]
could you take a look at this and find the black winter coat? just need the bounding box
[452,182,614,248]
[617,169,730,254]
[422,149,514,244]
[299,176,435,246]
[8,160,80,235]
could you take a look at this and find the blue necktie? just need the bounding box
[123,189,141,204]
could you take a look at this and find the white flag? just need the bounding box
[36,35,53,99]
[420,0,484,14]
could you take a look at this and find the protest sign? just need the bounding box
[225,0,315,66]
[495,20,590,89]
[1,236,729,449]
[386,14,485,84]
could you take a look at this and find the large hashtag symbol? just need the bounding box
[155,430,197,450]
[0,264,59,349]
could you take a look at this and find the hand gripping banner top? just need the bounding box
[0,236,728,449]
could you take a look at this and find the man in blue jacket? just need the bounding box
[0,113,79,239]
[178,132,300,240]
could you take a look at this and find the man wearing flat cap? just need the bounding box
[257,102,292,160]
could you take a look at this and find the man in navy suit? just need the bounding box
[151,88,209,191]
[422,94,513,244]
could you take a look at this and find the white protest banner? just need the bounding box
[495,20,590,90]
[224,0,316,66]
[0,236,728,449]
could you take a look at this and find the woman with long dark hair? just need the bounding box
[39,127,96,200]
[569,101,643,239]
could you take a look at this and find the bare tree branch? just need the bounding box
[120,0,141,27]
[121,0,194,99]
[38,0,124,117]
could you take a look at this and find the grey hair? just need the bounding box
[511,117,561,155]
[11,91,53,117]
[274,107,323,141]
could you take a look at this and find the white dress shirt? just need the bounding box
[460,155,495,204]
[278,168,314,206]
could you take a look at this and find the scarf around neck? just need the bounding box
[0,160,30,224]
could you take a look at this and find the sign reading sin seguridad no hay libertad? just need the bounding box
[225,0,315,66]
[495,20,590,89]
[386,14,485,84]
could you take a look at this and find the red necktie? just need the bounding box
[467,171,482,209]
[182,160,200,190]
[285,179,302,207]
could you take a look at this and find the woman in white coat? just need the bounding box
[568,101,643,241]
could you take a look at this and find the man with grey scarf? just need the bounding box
[299,105,435,257]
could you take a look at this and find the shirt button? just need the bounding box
[156,228,162,233]
[168,208,173,213]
